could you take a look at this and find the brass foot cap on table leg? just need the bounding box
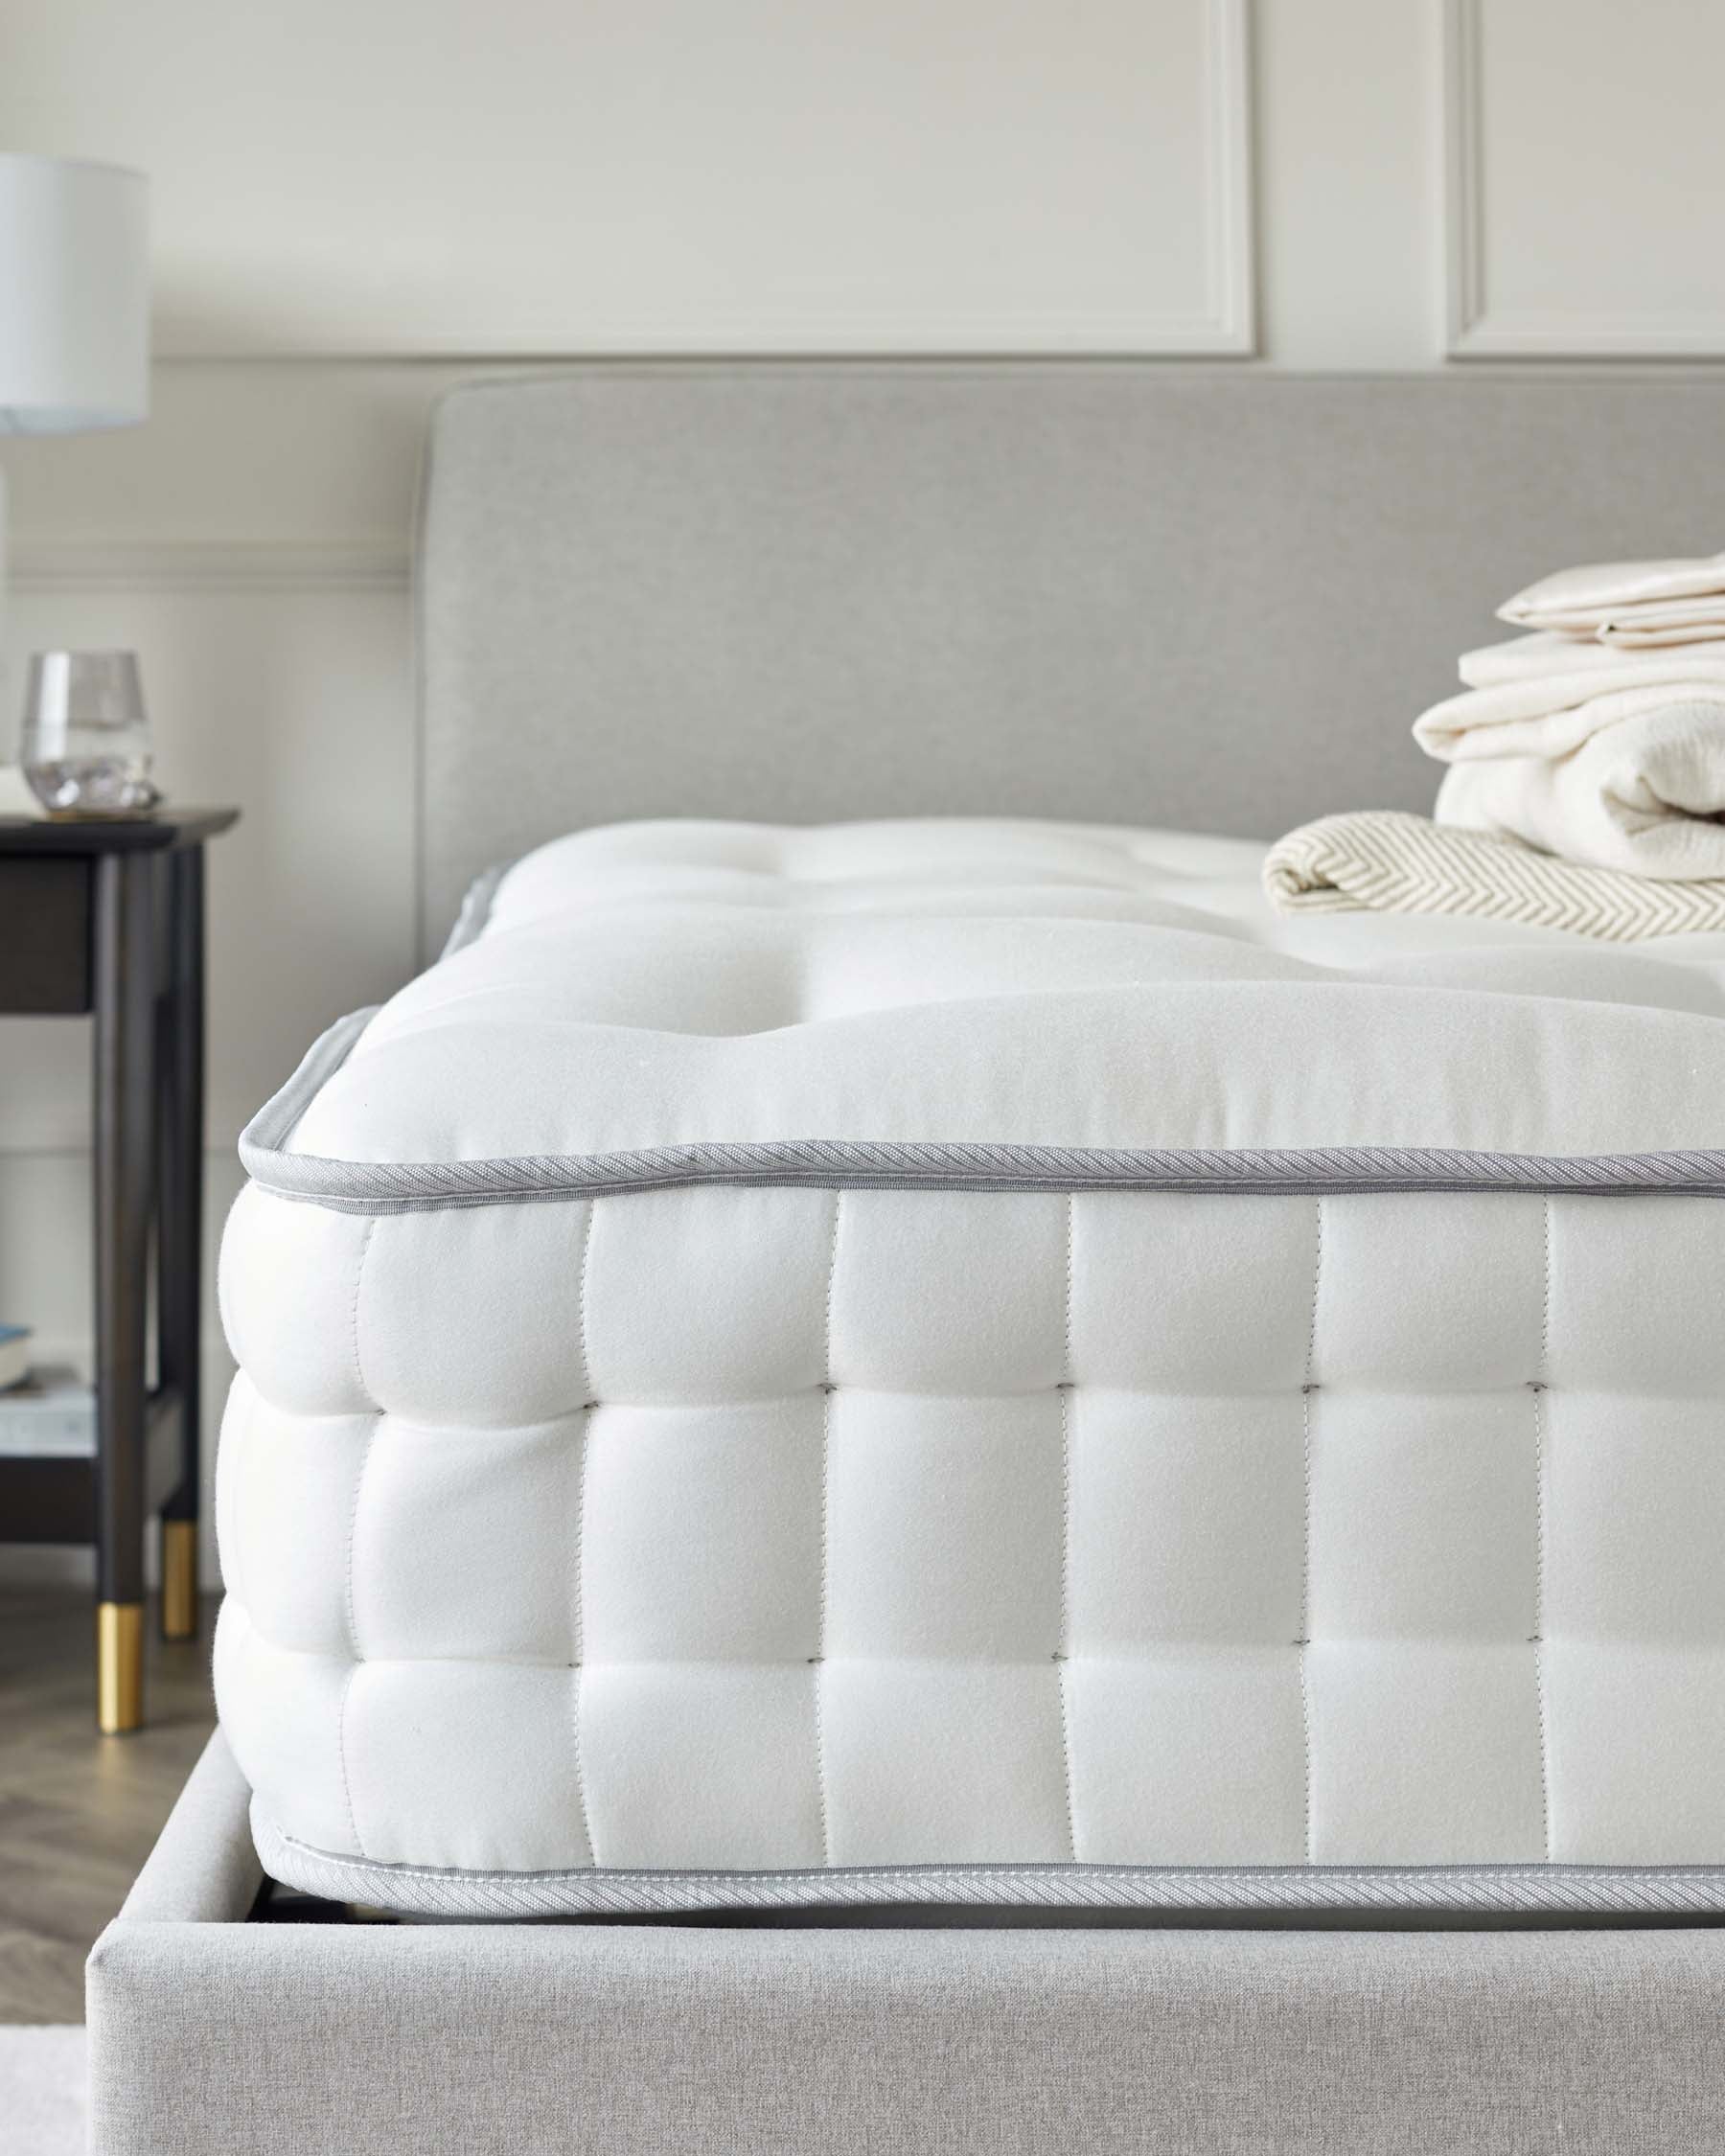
[161,1521,198,1640]
[97,1602,145,1734]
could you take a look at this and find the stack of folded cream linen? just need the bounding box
[1267,551,1725,938]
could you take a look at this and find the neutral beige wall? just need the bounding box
[3,0,1723,1582]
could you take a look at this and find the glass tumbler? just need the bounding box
[18,652,160,818]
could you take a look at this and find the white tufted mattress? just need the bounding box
[216,819,1725,1917]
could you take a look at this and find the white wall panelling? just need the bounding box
[6,0,1256,357]
[1444,0,1725,358]
[1181,0,1256,356]
[1252,0,1439,372]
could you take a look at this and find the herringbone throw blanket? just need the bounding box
[1264,812,1725,941]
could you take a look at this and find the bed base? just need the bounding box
[85,1732,1725,2154]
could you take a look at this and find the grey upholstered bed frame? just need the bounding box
[95,367,1725,2154]
[91,1733,1725,2153]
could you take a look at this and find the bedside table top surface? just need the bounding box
[0,809,240,856]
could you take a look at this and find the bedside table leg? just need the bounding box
[93,851,153,1733]
[158,848,206,1642]
[97,1601,145,1735]
[161,1520,198,1640]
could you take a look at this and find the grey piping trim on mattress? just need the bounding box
[439,862,508,960]
[236,865,1725,1215]
[253,1807,1725,1919]
[237,1009,1725,1213]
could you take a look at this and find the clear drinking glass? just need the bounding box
[18,652,160,818]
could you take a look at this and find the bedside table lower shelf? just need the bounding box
[0,1382,188,1540]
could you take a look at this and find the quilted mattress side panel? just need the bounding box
[214,1176,1725,1895]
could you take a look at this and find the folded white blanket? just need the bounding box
[1415,653,1725,763]
[1457,628,1725,691]
[1501,551,1725,647]
[1264,812,1725,939]
[1414,608,1725,877]
[1434,703,1725,879]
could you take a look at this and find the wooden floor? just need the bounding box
[0,1585,217,2025]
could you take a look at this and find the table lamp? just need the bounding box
[0,152,150,722]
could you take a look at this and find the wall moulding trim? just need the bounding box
[1145,0,1255,357]
[1443,0,1725,360]
[11,539,410,595]
[135,0,1254,363]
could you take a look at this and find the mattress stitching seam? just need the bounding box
[814,1191,840,1870]
[570,1199,600,1871]
[1300,1198,1322,1870]
[1534,1197,1554,1867]
[1056,1194,1079,1866]
[337,1215,379,1864]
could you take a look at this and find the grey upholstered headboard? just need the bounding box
[417,365,1725,953]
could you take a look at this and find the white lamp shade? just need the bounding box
[0,153,149,434]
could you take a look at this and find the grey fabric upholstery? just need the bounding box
[89,1735,1725,2154]
[109,1729,261,1926]
[418,367,1725,953]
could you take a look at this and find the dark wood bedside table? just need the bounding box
[1,808,240,1732]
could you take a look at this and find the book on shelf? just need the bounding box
[0,1369,95,1457]
[0,1323,31,1394]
